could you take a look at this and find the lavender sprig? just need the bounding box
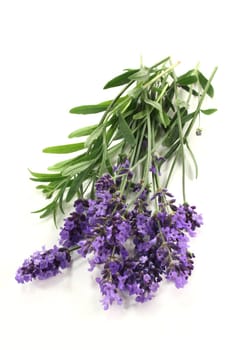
[16,168,203,309]
[16,246,71,283]
[17,57,216,309]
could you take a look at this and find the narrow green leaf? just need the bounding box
[163,109,193,147]
[30,176,65,183]
[162,112,171,128]
[32,202,56,215]
[68,124,98,138]
[40,203,57,218]
[162,124,179,147]
[29,170,64,180]
[179,85,199,96]
[110,96,130,114]
[43,142,85,154]
[164,141,180,161]
[58,181,69,214]
[163,86,175,112]
[144,98,170,127]
[144,97,162,112]
[128,68,149,81]
[178,75,197,85]
[48,158,79,171]
[108,141,124,155]
[177,70,197,85]
[133,111,146,120]
[47,153,91,171]
[65,175,82,202]
[198,71,214,97]
[118,113,136,146]
[104,69,139,89]
[186,142,198,179]
[65,167,93,202]
[61,160,92,176]
[201,108,217,115]
[69,100,112,114]
[85,125,104,148]
[182,112,195,123]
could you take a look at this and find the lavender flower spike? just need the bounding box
[15,246,71,283]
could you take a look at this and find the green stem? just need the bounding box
[100,80,135,124]
[144,61,180,88]
[133,122,147,166]
[69,245,80,253]
[130,129,141,171]
[144,106,152,185]
[186,141,198,178]
[177,116,186,202]
[172,66,186,203]
[165,151,179,188]
[151,56,171,70]
[184,67,218,139]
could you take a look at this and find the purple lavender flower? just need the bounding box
[15,246,71,283]
[149,156,165,175]
[117,253,163,303]
[153,199,202,288]
[95,174,115,193]
[17,165,203,309]
[59,204,90,248]
[166,268,189,288]
[96,277,122,310]
[149,165,157,174]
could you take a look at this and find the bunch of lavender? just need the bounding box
[16,162,203,309]
[16,58,217,309]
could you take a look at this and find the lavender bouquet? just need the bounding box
[16,57,217,309]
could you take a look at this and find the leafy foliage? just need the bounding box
[30,57,217,223]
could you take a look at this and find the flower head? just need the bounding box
[15,246,71,283]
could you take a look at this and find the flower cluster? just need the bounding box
[15,246,71,283]
[16,164,203,309]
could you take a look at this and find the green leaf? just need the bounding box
[201,108,217,115]
[68,124,98,138]
[65,165,94,202]
[128,68,149,81]
[65,174,82,202]
[162,109,192,147]
[163,86,175,112]
[133,111,146,120]
[186,142,198,179]
[32,202,56,217]
[61,160,92,176]
[144,98,161,111]
[29,170,65,181]
[164,141,180,161]
[179,85,199,96]
[118,113,136,146]
[198,71,214,97]
[30,176,66,182]
[43,142,85,154]
[47,152,95,171]
[85,125,104,148]
[108,141,124,155]
[70,96,127,114]
[177,70,197,85]
[144,98,170,127]
[104,69,139,89]
[40,203,57,219]
[70,100,112,114]
[48,157,81,171]
[58,181,70,214]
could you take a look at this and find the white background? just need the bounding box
[0,0,232,349]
